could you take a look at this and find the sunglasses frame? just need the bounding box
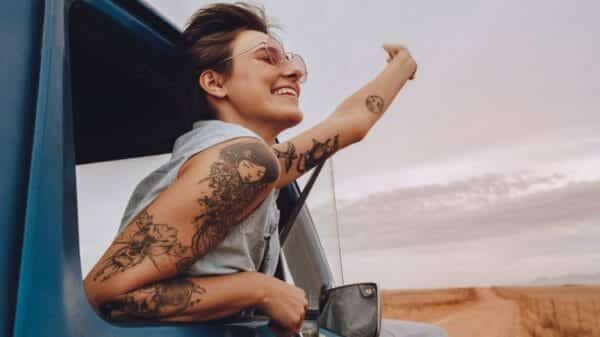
[219,38,307,83]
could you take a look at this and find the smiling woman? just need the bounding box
[80,2,311,332]
[2,0,441,336]
[177,3,305,134]
[74,0,421,335]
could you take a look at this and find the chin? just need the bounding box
[280,108,303,127]
[261,104,303,129]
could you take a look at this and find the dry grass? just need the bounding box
[493,285,600,337]
[381,287,478,322]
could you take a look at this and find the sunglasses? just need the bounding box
[220,39,308,83]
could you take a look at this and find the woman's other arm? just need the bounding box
[99,271,306,329]
[272,44,417,188]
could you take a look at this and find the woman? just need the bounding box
[83,2,418,336]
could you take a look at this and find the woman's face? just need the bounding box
[223,30,305,129]
[237,159,266,183]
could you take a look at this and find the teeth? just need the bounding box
[273,88,297,97]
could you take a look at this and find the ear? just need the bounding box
[198,69,227,98]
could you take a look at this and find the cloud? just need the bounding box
[308,161,600,288]
[333,136,600,205]
[311,170,600,251]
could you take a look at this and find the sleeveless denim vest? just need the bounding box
[117,119,281,277]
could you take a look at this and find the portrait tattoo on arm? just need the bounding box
[99,278,206,321]
[191,141,279,258]
[92,210,191,282]
[366,95,384,114]
[93,141,277,283]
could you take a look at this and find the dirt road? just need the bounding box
[433,288,523,337]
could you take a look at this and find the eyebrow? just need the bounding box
[237,39,285,57]
[253,44,284,58]
[271,42,286,52]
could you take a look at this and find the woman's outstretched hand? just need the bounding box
[383,43,418,80]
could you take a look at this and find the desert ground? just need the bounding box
[382,285,600,337]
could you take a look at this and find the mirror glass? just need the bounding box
[318,283,381,337]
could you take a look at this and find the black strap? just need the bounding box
[256,160,326,273]
[251,161,326,319]
[279,161,326,246]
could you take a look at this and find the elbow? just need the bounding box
[85,287,129,321]
[83,277,125,315]
[346,123,368,144]
[83,280,103,313]
[330,112,368,144]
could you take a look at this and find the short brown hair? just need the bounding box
[178,2,282,126]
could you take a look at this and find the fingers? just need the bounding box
[383,47,397,63]
[300,290,308,326]
[297,311,305,332]
[383,43,408,57]
[410,64,417,80]
[383,43,417,80]
[264,283,308,336]
[294,299,307,333]
[294,293,307,334]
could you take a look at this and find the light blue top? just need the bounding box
[118,119,281,277]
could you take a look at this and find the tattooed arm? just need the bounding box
[98,272,263,322]
[97,271,307,328]
[272,46,416,188]
[84,137,284,319]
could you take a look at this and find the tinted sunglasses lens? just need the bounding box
[265,45,284,65]
[265,44,307,82]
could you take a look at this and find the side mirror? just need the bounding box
[317,283,381,337]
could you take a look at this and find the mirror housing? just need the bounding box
[318,283,381,337]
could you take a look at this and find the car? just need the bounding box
[1,1,384,337]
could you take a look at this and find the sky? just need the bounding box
[76,0,600,289]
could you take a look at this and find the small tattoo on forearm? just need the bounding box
[366,95,384,114]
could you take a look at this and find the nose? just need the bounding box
[282,66,303,84]
[281,59,306,84]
